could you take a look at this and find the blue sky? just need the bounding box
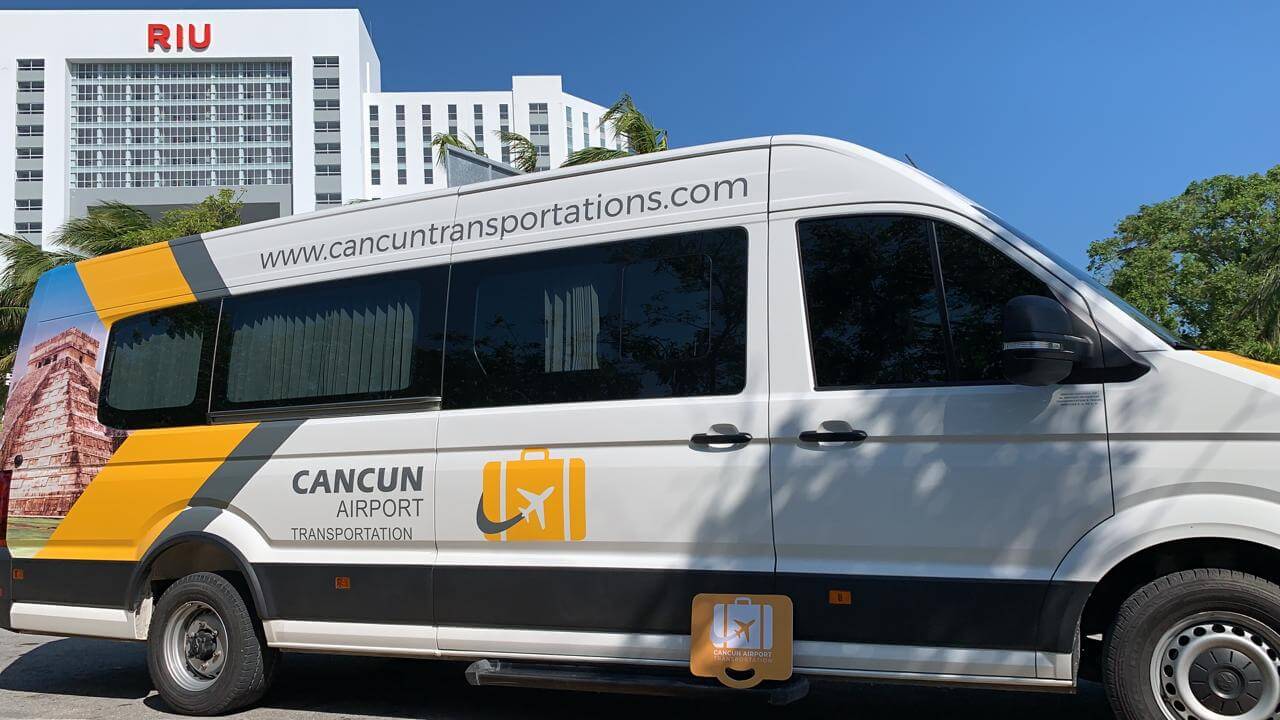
[5,0,1278,267]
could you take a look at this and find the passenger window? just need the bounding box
[100,302,218,429]
[443,228,747,409]
[211,267,447,413]
[936,222,1053,382]
[798,215,1055,389]
[798,216,948,387]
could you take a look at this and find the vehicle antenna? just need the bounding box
[904,153,919,169]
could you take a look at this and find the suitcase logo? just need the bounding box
[710,597,773,650]
[691,593,793,689]
[475,448,586,542]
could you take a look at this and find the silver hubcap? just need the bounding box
[1151,613,1280,720]
[162,600,228,692]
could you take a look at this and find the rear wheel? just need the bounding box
[1104,569,1280,720]
[147,572,278,715]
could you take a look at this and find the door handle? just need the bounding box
[798,430,868,443]
[690,432,753,446]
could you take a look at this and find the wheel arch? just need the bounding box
[128,531,270,622]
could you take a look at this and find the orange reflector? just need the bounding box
[334,576,350,590]
[12,568,24,581]
[828,589,851,605]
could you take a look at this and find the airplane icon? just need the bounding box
[731,619,756,644]
[516,487,556,530]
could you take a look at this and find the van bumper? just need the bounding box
[0,547,11,631]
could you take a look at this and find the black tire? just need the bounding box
[146,572,279,715]
[1104,569,1280,720]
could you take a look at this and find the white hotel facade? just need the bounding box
[0,8,616,243]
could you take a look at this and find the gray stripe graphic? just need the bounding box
[169,233,230,301]
[139,421,302,563]
[192,419,305,509]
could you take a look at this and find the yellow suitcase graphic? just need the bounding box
[482,448,586,542]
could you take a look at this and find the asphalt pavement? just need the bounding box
[0,630,1117,719]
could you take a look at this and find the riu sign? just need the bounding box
[147,23,211,52]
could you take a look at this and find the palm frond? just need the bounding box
[431,132,480,166]
[587,93,667,161]
[560,146,631,168]
[494,130,540,173]
[51,201,155,256]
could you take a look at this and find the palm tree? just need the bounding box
[562,94,667,168]
[430,132,482,166]
[1243,242,1280,344]
[493,129,540,174]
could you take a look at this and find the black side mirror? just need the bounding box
[1002,295,1078,386]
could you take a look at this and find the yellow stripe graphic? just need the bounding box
[75,243,196,326]
[36,423,258,562]
[1199,350,1280,381]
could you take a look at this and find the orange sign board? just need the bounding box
[691,594,793,688]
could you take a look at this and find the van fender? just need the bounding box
[128,507,272,624]
[1052,492,1280,584]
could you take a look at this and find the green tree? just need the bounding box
[493,129,540,174]
[1087,165,1280,362]
[0,189,245,386]
[561,94,667,167]
[430,131,482,166]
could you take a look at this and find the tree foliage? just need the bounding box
[562,94,666,167]
[0,189,245,385]
[1087,165,1280,362]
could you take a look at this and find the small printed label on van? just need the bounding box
[1057,391,1102,408]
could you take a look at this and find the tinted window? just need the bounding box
[211,267,447,413]
[799,215,1056,388]
[798,216,947,387]
[101,302,218,429]
[936,222,1052,381]
[443,228,747,409]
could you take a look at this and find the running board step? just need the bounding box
[464,659,810,706]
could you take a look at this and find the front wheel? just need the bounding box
[1104,569,1280,720]
[146,572,278,715]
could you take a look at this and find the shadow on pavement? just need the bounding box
[2,635,1116,719]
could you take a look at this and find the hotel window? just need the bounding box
[17,81,44,92]
[600,126,606,147]
[424,166,434,184]
[315,142,340,153]
[314,77,339,89]
[583,112,590,147]
[17,125,42,137]
[395,105,405,122]
[17,59,44,70]
[421,105,432,123]
[315,120,340,132]
[447,104,458,135]
[15,222,41,235]
[316,165,341,176]
[16,199,42,211]
[313,56,339,68]
[371,168,381,185]
[315,99,339,110]
[499,103,510,163]
[17,170,42,181]
[473,104,484,153]
[369,126,379,143]
[17,103,43,115]
[369,105,379,121]
[315,192,342,206]
[16,147,42,160]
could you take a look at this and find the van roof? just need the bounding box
[198,134,974,242]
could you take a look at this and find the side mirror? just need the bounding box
[1002,295,1078,386]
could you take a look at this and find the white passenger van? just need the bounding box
[2,136,1279,720]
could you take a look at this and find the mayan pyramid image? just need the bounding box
[0,327,126,517]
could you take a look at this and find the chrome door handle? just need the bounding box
[690,432,753,445]
[798,430,868,443]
